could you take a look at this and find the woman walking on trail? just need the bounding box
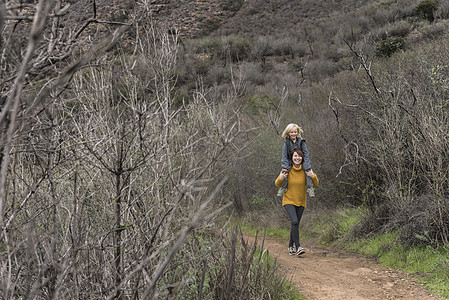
[275,148,319,255]
[277,123,315,197]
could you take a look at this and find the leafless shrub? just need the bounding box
[349,203,392,238]
[331,35,449,244]
[305,58,339,81]
[270,36,306,60]
[369,20,413,42]
[396,194,449,246]
[338,13,372,38]
[365,0,419,24]
[416,21,449,40]
[239,62,266,86]
[249,35,273,63]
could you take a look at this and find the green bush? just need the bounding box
[201,18,222,36]
[194,36,250,63]
[195,37,222,58]
[242,94,273,114]
[194,58,210,76]
[375,36,406,57]
[414,0,438,22]
[225,35,251,62]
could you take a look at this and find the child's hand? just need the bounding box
[305,169,315,178]
[279,170,288,180]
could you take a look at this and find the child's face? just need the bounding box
[288,130,298,140]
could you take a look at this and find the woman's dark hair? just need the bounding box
[291,148,304,164]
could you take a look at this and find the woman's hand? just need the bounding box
[279,170,288,180]
[305,169,315,178]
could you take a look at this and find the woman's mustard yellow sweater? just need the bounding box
[275,164,319,207]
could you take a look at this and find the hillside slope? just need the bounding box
[214,0,372,37]
[158,0,373,38]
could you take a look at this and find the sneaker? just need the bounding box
[277,187,287,197]
[296,247,305,256]
[307,188,315,197]
[288,247,295,255]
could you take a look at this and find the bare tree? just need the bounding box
[0,0,128,298]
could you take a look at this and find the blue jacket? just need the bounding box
[281,137,311,170]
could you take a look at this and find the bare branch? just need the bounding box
[0,0,55,226]
[341,36,381,95]
[268,86,288,135]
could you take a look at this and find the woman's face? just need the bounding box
[289,130,298,140]
[292,151,303,165]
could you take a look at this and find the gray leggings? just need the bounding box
[284,204,305,250]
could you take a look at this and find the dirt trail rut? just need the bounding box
[245,235,441,300]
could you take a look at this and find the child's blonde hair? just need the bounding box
[281,123,303,138]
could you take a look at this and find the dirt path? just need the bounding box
[244,234,441,300]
